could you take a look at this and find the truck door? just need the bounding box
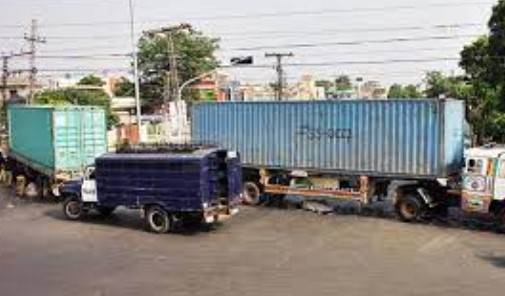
[81,167,98,203]
[494,159,505,202]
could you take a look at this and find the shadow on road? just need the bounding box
[44,207,220,236]
[477,254,505,269]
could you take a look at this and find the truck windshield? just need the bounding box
[467,159,484,174]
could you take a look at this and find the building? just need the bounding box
[359,80,387,99]
[192,72,230,101]
[0,74,41,105]
[111,97,137,125]
[238,75,326,101]
[286,75,326,100]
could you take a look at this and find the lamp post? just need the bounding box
[177,70,217,101]
[128,0,142,141]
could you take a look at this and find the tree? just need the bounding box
[113,77,135,97]
[487,0,505,85]
[77,75,105,87]
[334,75,352,90]
[460,36,493,83]
[315,80,333,90]
[388,83,422,98]
[404,85,421,98]
[388,84,404,98]
[34,88,118,128]
[137,25,220,110]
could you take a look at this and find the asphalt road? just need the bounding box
[1,189,505,296]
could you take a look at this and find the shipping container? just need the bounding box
[8,105,107,178]
[192,99,465,179]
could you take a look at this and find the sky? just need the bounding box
[0,0,496,86]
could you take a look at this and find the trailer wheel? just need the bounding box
[63,197,85,221]
[396,194,425,222]
[243,182,261,205]
[146,206,172,234]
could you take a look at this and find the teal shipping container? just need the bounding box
[8,105,107,178]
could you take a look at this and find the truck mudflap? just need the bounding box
[203,205,240,224]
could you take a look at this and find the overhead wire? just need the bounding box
[0,1,493,28]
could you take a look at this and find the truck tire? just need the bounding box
[97,206,116,217]
[146,206,172,234]
[63,197,85,221]
[496,207,505,233]
[243,182,261,205]
[396,194,425,222]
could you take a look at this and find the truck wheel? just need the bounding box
[97,206,116,217]
[396,195,425,222]
[496,208,505,233]
[243,182,261,205]
[146,206,172,234]
[63,197,85,221]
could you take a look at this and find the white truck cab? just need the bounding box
[462,146,505,215]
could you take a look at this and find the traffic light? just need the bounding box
[231,56,254,65]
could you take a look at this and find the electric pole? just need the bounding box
[146,23,192,105]
[265,52,293,101]
[1,55,8,108]
[24,19,46,103]
[128,0,142,140]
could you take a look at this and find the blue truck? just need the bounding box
[60,146,242,233]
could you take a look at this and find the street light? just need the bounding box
[177,70,217,101]
[128,0,142,140]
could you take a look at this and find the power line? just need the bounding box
[220,22,485,39]
[0,1,493,29]
[283,57,460,67]
[0,22,484,41]
[231,34,480,51]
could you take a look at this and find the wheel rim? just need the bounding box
[66,201,81,219]
[150,211,166,231]
[244,184,259,203]
[401,202,417,219]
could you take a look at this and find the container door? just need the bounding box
[54,110,82,171]
[227,151,243,203]
[81,109,107,167]
[494,159,505,201]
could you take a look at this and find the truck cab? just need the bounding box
[461,146,505,221]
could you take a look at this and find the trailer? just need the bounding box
[4,105,107,198]
[59,146,242,233]
[190,99,505,223]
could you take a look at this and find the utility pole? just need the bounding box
[24,19,46,103]
[1,55,8,108]
[128,0,142,140]
[146,23,191,104]
[265,52,293,101]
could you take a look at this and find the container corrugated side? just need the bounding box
[192,100,465,178]
[9,106,55,171]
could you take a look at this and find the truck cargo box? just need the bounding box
[94,148,243,211]
[192,99,465,179]
[8,105,107,178]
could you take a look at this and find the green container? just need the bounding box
[8,105,107,177]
